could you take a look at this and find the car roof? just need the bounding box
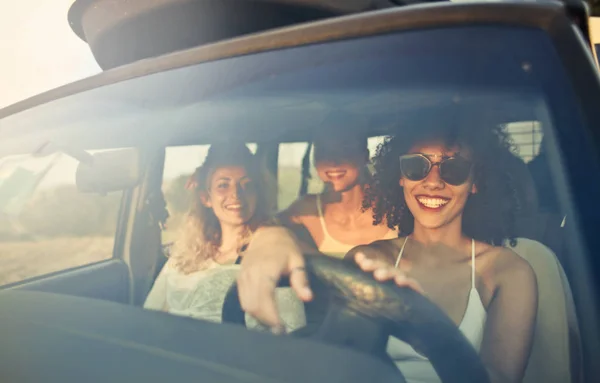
[66,0,456,70]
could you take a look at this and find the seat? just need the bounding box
[507,149,583,383]
[509,238,582,383]
[506,151,582,383]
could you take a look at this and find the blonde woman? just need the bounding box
[144,143,305,333]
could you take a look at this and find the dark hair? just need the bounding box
[312,110,369,152]
[363,123,520,246]
[312,111,371,186]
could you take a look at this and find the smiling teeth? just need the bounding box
[227,204,242,209]
[417,197,449,208]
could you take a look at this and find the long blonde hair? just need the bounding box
[172,143,275,274]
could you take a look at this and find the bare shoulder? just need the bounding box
[278,194,318,224]
[480,245,537,288]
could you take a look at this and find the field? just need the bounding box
[0,236,114,285]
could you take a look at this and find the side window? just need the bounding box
[277,136,386,211]
[0,152,121,286]
[162,145,210,244]
[161,144,257,243]
[505,121,543,162]
[368,136,387,159]
[278,143,322,210]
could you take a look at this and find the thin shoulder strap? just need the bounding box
[316,194,331,239]
[471,239,476,289]
[394,237,409,268]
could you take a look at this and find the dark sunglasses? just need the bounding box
[399,153,473,186]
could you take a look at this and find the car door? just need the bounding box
[0,148,134,303]
[0,145,166,305]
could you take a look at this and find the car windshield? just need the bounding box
[0,20,592,382]
[0,24,572,240]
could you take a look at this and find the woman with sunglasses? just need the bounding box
[238,123,537,382]
[355,123,538,383]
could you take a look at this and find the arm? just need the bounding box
[143,259,172,311]
[479,251,538,383]
[277,196,308,226]
[238,230,423,331]
[238,226,313,332]
[277,196,320,253]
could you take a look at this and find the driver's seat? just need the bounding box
[506,153,582,383]
[509,238,582,383]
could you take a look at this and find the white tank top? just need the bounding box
[386,237,487,383]
[316,194,398,258]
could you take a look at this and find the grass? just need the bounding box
[0,236,114,285]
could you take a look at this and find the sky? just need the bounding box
[0,0,100,109]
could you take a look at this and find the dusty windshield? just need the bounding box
[0,21,586,383]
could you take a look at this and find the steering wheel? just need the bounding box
[222,254,490,383]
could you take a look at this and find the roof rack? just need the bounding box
[67,0,446,70]
[68,0,590,71]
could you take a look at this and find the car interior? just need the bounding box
[1,1,599,382]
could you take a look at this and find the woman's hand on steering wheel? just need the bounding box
[354,252,425,295]
[238,227,426,333]
[229,250,491,383]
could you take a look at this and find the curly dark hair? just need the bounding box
[363,122,521,246]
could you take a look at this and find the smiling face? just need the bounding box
[313,136,368,192]
[201,166,257,228]
[400,140,477,232]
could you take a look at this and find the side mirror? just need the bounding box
[76,148,141,194]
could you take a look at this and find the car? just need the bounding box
[591,16,600,64]
[0,0,599,382]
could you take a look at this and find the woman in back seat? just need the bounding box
[280,112,397,258]
[144,143,305,332]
